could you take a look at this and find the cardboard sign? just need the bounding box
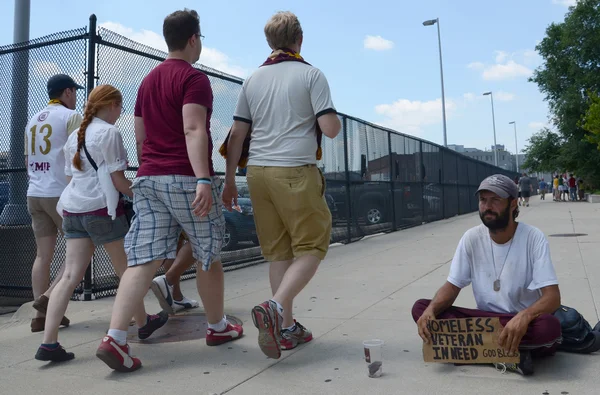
[422,317,520,364]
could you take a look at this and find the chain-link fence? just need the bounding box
[0,15,520,300]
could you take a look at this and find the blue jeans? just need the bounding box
[570,187,577,201]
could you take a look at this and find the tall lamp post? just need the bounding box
[0,0,31,225]
[509,121,519,173]
[483,92,498,166]
[423,18,448,147]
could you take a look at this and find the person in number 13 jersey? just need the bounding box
[25,74,84,333]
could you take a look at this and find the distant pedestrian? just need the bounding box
[539,178,547,200]
[518,173,533,207]
[553,175,560,201]
[568,174,577,201]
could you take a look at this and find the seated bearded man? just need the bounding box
[411,174,562,376]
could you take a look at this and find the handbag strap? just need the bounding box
[81,141,98,172]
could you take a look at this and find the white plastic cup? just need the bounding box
[363,339,384,378]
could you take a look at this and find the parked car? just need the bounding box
[222,197,259,251]
[324,171,396,226]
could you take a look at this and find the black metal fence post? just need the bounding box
[83,14,98,301]
[440,149,445,219]
[420,141,425,222]
[387,131,396,231]
[342,116,352,244]
[455,154,460,215]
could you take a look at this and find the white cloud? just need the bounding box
[99,21,247,77]
[363,35,395,51]
[495,50,509,63]
[482,61,532,81]
[495,91,516,101]
[552,0,577,6]
[374,98,456,136]
[469,49,537,81]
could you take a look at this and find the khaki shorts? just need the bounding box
[27,196,63,238]
[247,165,332,261]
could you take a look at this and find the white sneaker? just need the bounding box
[150,275,175,314]
[173,296,200,313]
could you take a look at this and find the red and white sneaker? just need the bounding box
[280,320,313,350]
[206,322,244,346]
[96,336,142,373]
[251,300,282,359]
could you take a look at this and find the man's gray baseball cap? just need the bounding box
[476,174,518,199]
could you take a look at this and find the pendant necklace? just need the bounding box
[490,236,514,292]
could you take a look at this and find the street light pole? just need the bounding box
[509,121,519,173]
[0,0,31,225]
[483,92,498,167]
[423,18,448,147]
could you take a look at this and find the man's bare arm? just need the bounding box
[521,285,561,322]
[317,113,341,139]
[225,120,251,183]
[182,104,210,179]
[134,116,145,166]
[498,285,560,354]
[426,281,461,316]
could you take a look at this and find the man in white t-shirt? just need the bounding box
[412,174,562,376]
[25,74,83,333]
[222,12,341,359]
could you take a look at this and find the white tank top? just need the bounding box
[26,104,79,197]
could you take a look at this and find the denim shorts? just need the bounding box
[63,214,129,246]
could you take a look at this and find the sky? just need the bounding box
[0,0,577,157]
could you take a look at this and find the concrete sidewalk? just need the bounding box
[1,197,599,395]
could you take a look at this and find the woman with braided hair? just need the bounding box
[35,85,167,363]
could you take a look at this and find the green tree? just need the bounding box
[530,0,600,187]
[581,92,600,149]
[522,128,563,173]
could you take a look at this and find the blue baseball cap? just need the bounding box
[47,74,84,97]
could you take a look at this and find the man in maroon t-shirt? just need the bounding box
[96,9,243,373]
[568,174,577,201]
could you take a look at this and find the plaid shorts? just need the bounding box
[124,175,225,271]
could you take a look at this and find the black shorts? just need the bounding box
[518,191,522,198]
[522,191,531,198]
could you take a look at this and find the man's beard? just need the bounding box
[479,203,511,231]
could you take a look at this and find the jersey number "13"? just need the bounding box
[30,124,53,155]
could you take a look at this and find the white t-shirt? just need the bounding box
[25,104,82,197]
[233,61,336,167]
[60,118,128,214]
[448,223,559,314]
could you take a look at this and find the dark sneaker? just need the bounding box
[150,275,175,314]
[35,344,74,362]
[96,336,142,373]
[493,350,534,376]
[280,320,313,350]
[206,321,244,346]
[138,311,169,340]
[30,316,70,333]
[251,300,282,359]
